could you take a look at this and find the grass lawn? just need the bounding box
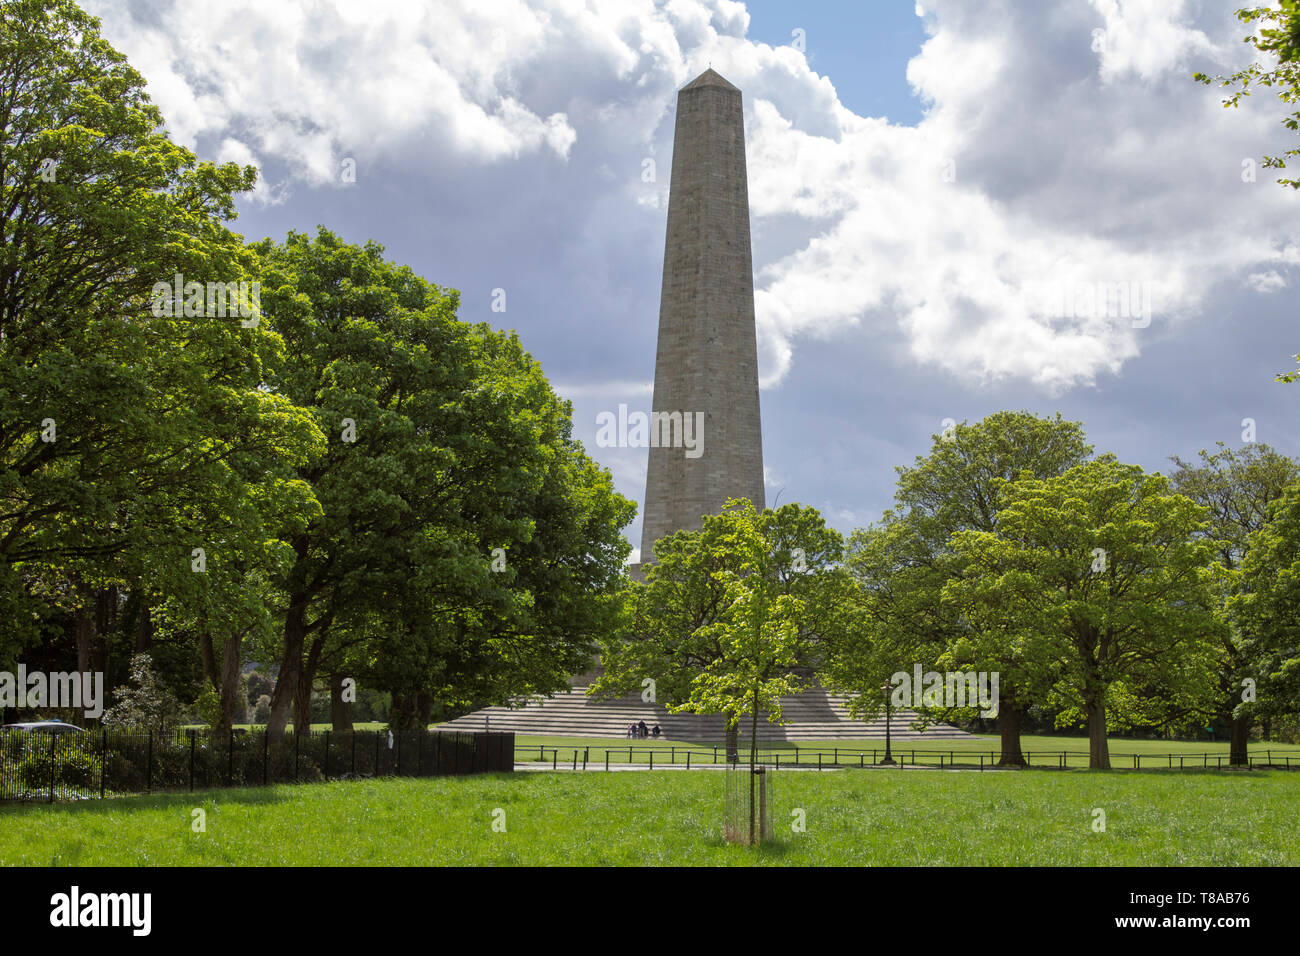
[1,767,1296,866]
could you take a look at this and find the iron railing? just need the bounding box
[0,728,514,803]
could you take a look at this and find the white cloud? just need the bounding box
[746,0,1300,392]
[1247,271,1286,294]
[1090,0,1216,83]
[86,0,1300,393]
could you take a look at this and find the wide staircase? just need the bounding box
[437,685,972,741]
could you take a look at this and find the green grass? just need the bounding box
[2,767,1296,865]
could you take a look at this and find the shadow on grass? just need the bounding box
[0,783,301,818]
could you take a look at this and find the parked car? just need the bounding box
[0,721,85,735]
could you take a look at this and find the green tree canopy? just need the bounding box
[252,228,634,736]
[946,457,1222,768]
[825,410,1092,764]
[1170,442,1299,761]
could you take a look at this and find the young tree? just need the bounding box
[594,501,846,765]
[948,458,1221,768]
[101,653,183,733]
[688,500,805,844]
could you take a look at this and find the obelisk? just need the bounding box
[638,69,765,568]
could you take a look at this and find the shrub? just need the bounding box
[16,738,102,792]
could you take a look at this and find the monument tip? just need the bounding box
[682,67,739,92]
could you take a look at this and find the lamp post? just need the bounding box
[880,680,897,765]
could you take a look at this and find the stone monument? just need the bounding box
[637,68,766,571]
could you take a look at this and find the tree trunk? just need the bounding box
[389,694,420,730]
[293,635,325,733]
[1229,713,1249,766]
[725,722,739,764]
[94,588,114,672]
[74,606,94,673]
[135,605,153,654]
[1086,694,1110,769]
[198,632,220,691]
[219,630,243,731]
[997,700,1026,766]
[267,600,307,742]
[330,672,353,732]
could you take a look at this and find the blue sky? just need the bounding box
[87,0,1300,559]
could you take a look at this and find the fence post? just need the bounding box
[649,751,653,770]
[606,750,609,772]
[325,730,331,778]
[294,731,300,783]
[552,749,557,771]
[375,732,380,775]
[147,730,153,793]
[263,730,269,785]
[686,751,690,770]
[352,732,357,778]
[416,731,422,776]
[188,730,195,792]
[228,728,234,787]
[49,730,56,803]
[100,729,107,799]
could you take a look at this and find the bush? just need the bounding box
[253,695,271,724]
[16,737,102,792]
[195,686,221,729]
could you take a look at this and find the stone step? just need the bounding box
[438,686,974,741]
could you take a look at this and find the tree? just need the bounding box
[101,653,182,732]
[828,411,1092,764]
[594,500,846,766]
[0,0,321,698]
[253,228,633,737]
[1196,3,1300,189]
[1170,442,1299,762]
[1195,4,1300,381]
[1228,480,1300,735]
[691,500,807,844]
[947,458,1221,768]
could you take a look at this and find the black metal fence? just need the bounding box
[518,743,1300,772]
[0,728,514,803]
